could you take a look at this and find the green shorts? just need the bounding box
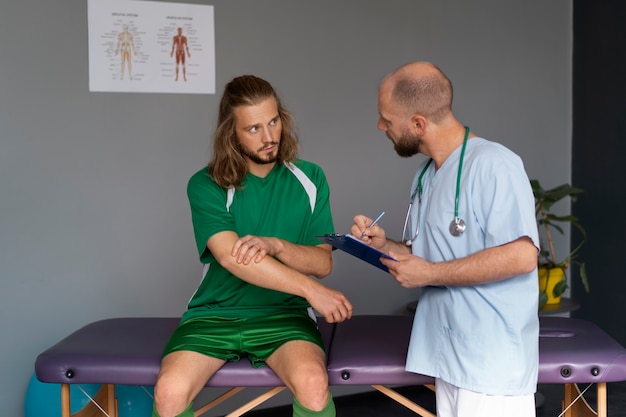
[162,312,325,368]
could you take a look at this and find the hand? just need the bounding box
[306,283,353,323]
[381,252,434,288]
[232,235,280,265]
[350,214,388,250]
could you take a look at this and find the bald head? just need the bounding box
[381,61,453,123]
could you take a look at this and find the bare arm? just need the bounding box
[231,234,332,278]
[208,231,352,323]
[351,214,537,288]
[381,237,538,288]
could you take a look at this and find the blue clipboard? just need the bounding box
[316,234,397,272]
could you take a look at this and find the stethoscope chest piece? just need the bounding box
[449,217,466,237]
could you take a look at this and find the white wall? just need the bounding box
[0,1,572,415]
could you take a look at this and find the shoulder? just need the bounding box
[466,138,524,170]
[469,137,518,155]
[187,167,226,198]
[188,166,211,187]
[465,138,532,195]
[289,158,323,171]
[286,159,327,180]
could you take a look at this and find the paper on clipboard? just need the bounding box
[316,234,397,272]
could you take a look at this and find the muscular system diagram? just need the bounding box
[170,27,191,82]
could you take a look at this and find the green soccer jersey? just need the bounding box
[183,160,335,321]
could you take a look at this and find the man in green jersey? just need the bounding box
[152,75,353,417]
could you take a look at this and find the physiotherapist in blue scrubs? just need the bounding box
[352,61,540,417]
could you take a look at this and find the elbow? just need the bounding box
[319,262,333,279]
[522,258,538,275]
[521,248,539,274]
[514,237,539,275]
[314,257,333,279]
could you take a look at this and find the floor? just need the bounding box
[237,381,626,416]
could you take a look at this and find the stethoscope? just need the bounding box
[402,126,469,245]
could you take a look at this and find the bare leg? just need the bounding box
[266,340,331,411]
[153,350,225,417]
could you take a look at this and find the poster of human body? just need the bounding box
[88,0,215,94]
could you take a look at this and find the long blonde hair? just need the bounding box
[208,75,299,188]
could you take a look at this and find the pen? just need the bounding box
[360,211,385,237]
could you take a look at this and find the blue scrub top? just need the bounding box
[405,137,540,395]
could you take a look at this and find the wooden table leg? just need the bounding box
[563,383,603,417]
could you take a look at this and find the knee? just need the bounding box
[153,374,194,417]
[290,364,330,411]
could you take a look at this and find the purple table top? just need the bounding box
[539,316,626,383]
[35,315,626,387]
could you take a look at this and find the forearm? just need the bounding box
[211,231,325,294]
[231,234,332,278]
[270,238,332,278]
[209,230,352,323]
[384,237,537,288]
[219,247,319,298]
[427,237,538,286]
[220,249,352,324]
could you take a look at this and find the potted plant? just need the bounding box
[531,179,589,307]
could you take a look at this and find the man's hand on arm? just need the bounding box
[231,234,333,278]
[209,231,352,323]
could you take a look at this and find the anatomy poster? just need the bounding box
[88,0,215,94]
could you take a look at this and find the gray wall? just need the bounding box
[0,1,572,415]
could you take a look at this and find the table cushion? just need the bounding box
[327,315,434,385]
[35,317,334,387]
[539,316,626,383]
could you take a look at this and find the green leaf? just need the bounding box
[538,184,584,211]
[552,279,568,298]
[531,178,588,305]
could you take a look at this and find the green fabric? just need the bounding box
[161,313,325,364]
[292,394,335,417]
[152,402,193,417]
[183,160,334,320]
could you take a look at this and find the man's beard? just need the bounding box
[391,131,421,157]
[239,142,279,165]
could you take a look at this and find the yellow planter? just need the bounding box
[538,267,566,305]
